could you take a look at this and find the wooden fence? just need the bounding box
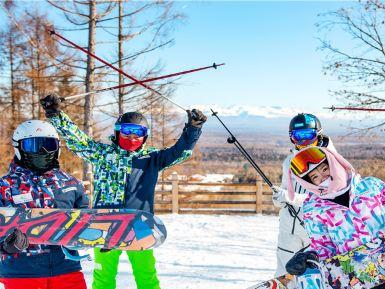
[155,172,279,215]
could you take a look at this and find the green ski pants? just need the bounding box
[92,248,161,289]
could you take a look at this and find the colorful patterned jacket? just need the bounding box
[50,112,201,211]
[303,174,385,260]
[0,161,89,278]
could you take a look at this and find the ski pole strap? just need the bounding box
[307,259,326,285]
[61,246,91,262]
[297,244,311,253]
[277,243,310,254]
[307,259,321,268]
[286,203,305,228]
[277,246,295,254]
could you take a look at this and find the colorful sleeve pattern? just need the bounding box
[50,112,107,164]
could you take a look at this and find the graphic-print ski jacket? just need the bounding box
[303,173,385,260]
[0,162,89,278]
[50,112,202,212]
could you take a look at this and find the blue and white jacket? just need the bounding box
[0,162,89,278]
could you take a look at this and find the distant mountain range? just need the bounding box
[193,104,357,136]
[96,104,384,141]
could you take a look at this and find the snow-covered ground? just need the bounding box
[82,214,279,289]
[189,173,234,183]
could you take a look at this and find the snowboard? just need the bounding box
[247,236,385,289]
[0,207,167,251]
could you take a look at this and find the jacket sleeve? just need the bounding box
[273,155,292,208]
[154,125,202,171]
[0,179,12,207]
[280,155,291,190]
[303,207,337,260]
[49,112,106,165]
[74,182,90,209]
[326,137,337,153]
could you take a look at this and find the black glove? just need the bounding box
[40,93,62,118]
[285,251,319,276]
[100,248,111,253]
[0,228,29,254]
[187,109,207,128]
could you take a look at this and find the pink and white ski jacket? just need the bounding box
[303,174,385,260]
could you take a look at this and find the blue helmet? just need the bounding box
[289,113,322,133]
[289,114,323,147]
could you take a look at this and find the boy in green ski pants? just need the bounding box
[94,250,158,289]
[40,94,207,289]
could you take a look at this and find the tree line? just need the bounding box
[0,0,184,181]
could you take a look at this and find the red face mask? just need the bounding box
[118,135,144,152]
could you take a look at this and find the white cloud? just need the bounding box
[188,104,362,120]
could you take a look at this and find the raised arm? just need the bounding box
[154,109,206,170]
[40,94,107,164]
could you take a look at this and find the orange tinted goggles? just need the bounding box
[290,147,326,177]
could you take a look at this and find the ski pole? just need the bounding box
[325,105,385,112]
[48,28,224,114]
[210,109,273,187]
[64,63,225,101]
[211,109,303,222]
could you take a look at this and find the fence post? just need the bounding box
[256,175,263,214]
[171,172,179,213]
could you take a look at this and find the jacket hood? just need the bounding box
[288,147,355,200]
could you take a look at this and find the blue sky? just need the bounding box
[1,1,353,113]
[161,1,349,110]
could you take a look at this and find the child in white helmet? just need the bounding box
[0,120,89,289]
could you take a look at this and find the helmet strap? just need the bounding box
[317,134,324,147]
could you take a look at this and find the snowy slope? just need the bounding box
[81,214,279,289]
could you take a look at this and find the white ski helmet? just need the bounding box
[12,120,60,160]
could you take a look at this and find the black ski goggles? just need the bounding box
[20,137,59,154]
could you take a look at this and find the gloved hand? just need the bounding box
[272,186,288,208]
[40,93,62,118]
[286,251,319,276]
[187,109,207,128]
[100,248,111,253]
[0,228,29,254]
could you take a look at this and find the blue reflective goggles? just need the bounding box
[115,123,148,137]
[290,128,317,144]
[20,137,59,153]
